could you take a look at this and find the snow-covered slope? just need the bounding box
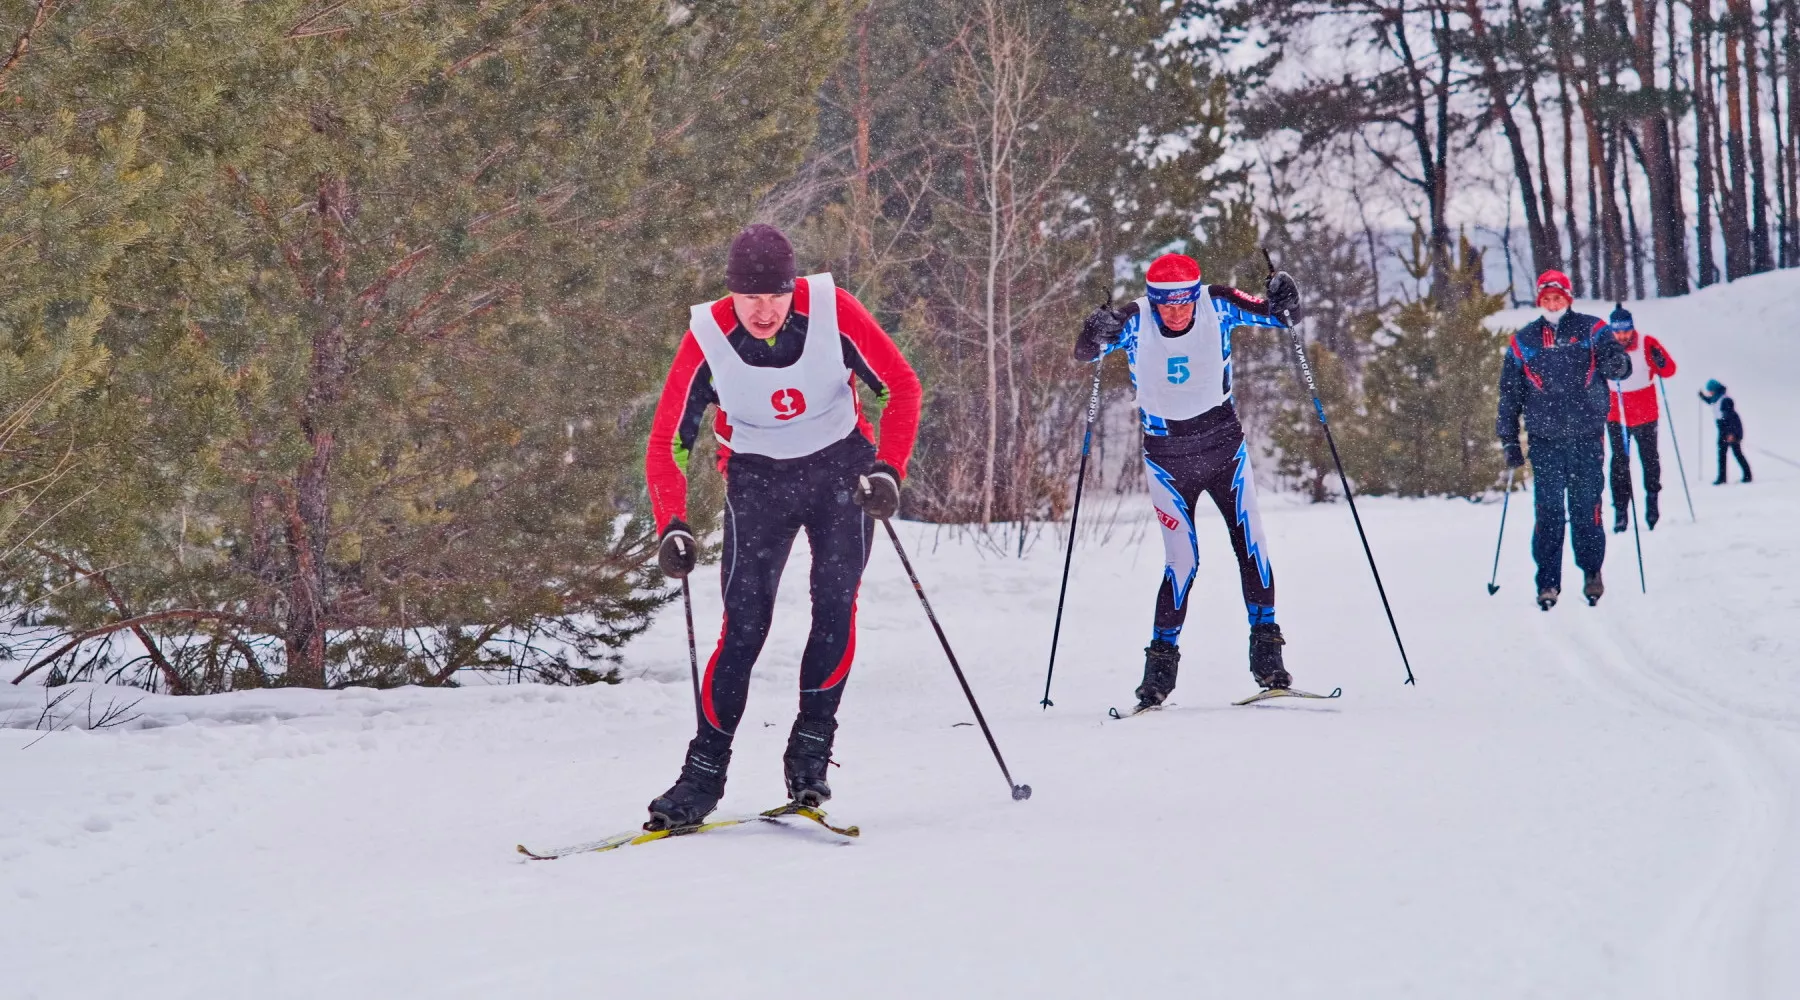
[2,275,1796,999]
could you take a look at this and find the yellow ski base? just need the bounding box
[517,802,857,861]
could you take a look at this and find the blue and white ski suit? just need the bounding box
[1075,287,1289,644]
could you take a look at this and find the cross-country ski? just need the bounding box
[517,802,859,861]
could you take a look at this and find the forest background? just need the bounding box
[0,0,1783,691]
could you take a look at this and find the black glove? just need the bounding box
[657,520,696,579]
[1503,443,1525,469]
[854,461,901,520]
[1081,304,1126,345]
[1266,270,1300,321]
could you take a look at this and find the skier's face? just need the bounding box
[732,292,794,339]
[1537,288,1572,313]
[1154,302,1195,330]
[1613,327,1635,346]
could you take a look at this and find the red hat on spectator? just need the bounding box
[1535,269,1573,305]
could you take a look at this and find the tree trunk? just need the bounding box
[283,176,352,688]
[1722,0,1755,278]
[1786,0,1800,264]
[1771,8,1791,267]
[1430,2,1456,296]
[1556,44,1586,291]
[1464,0,1558,273]
[1737,0,1776,271]
[1668,0,1686,265]
[1694,0,1720,285]
[1621,129,1648,297]
[1517,0,1562,268]
[1630,0,1691,293]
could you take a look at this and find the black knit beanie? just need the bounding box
[725,224,796,294]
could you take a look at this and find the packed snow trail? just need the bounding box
[1,275,1796,998]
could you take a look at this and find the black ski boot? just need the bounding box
[645,741,730,831]
[1612,507,1628,533]
[1133,640,1180,709]
[783,715,837,807]
[1645,491,1660,530]
[1584,569,1604,606]
[1537,587,1559,611]
[1249,623,1291,691]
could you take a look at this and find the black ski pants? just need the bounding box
[1607,421,1661,511]
[1528,433,1607,593]
[1716,438,1752,482]
[693,434,875,755]
[1142,423,1274,643]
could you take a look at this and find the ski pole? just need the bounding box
[1040,363,1103,709]
[681,578,703,727]
[1614,389,1647,594]
[1265,249,1415,685]
[1656,376,1696,521]
[878,515,1031,801]
[1486,468,1514,595]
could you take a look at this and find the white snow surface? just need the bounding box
[3,275,1798,999]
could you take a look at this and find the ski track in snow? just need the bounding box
[0,276,1797,998]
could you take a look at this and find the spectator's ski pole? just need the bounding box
[1656,377,1696,521]
[1040,363,1103,709]
[681,578,703,726]
[1487,468,1514,595]
[879,516,1032,801]
[1264,249,1415,686]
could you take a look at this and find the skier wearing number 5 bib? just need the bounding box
[641,224,922,830]
[1075,253,1300,710]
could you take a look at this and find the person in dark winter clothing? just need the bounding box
[1074,252,1300,708]
[1603,304,1676,531]
[641,224,922,830]
[1700,380,1752,484]
[1496,270,1633,610]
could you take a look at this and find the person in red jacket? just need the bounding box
[641,224,922,831]
[1603,304,1676,530]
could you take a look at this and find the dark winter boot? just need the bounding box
[1249,623,1291,691]
[1645,491,1660,530]
[1583,570,1605,606]
[1537,587,1559,611]
[1134,640,1180,709]
[1612,507,1629,534]
[646,740,731,831]
[783,715,837,807]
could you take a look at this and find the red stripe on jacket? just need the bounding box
[643,282,923,532]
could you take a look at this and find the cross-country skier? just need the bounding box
[1496,270,1632,610]
[641,224,922,830]
[1603,304,1676,531]
[1074,253,1300,710]
[1699,380,1752,484]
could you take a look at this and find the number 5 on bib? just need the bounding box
[1167,356,1190,384]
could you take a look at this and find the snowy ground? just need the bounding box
[2,276,1797,999]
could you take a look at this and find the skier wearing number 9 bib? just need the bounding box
[1075,253,1300,710]
[641,224,922,830]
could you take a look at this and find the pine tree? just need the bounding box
[6,0,849,690]
[1356,239,1508,497]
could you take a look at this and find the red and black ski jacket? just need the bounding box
[1497,311,1632,445]
[645,284,922,532]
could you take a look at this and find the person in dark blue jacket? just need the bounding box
[1496,270,1633,610]
[1699,380,1752,483]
